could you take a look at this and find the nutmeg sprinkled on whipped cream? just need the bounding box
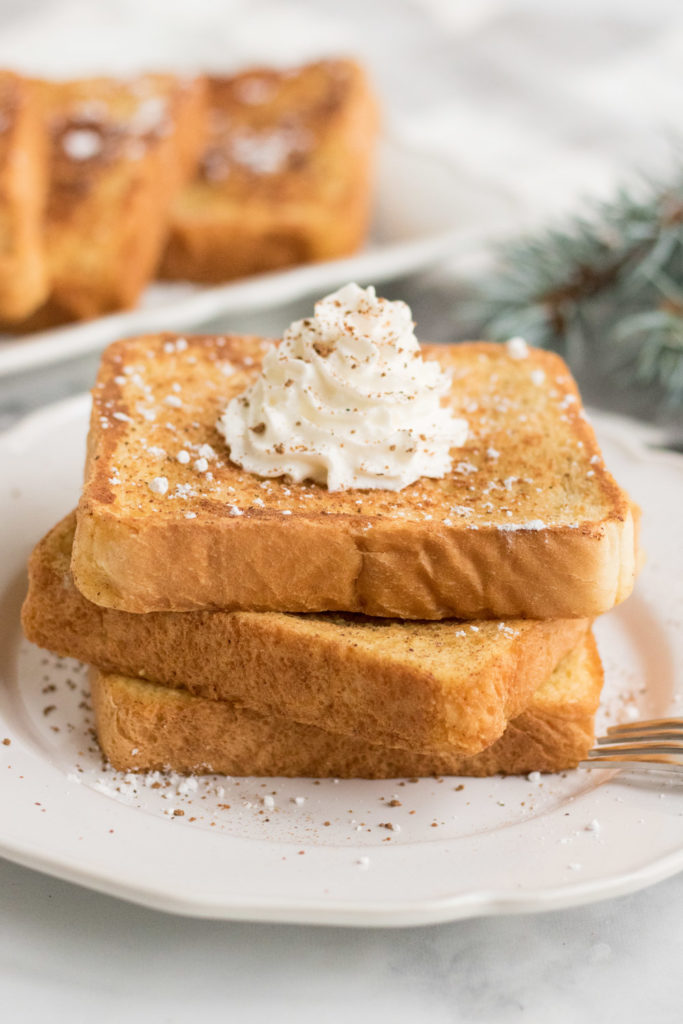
[217,283,468,491]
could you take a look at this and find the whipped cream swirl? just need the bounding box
[217,283,468,491]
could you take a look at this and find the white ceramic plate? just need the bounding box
[1,397,682,926]
[0,139,514,378]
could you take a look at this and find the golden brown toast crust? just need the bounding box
[73,334,638,619]
[160,59,378,282]
[90,634,603,778]
[23,513,590,755]
[14,74,207,329]
[0,72,48,321]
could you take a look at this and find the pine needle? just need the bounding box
[465,171,683,407]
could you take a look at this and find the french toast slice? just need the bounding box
[0,71,48,322]
[90,634,603,777]
[160,59,378,282]
[73,333,638,620]
[17,73,207,328]
[23,513,589,755]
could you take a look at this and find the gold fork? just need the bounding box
[580,718,683,774]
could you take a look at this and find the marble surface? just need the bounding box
[3,853,683,1023]
[3,1,683,1020]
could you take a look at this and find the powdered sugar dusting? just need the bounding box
[62,127,103,160]
[506,337,529,360]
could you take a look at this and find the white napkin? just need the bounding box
[2,0,682,236]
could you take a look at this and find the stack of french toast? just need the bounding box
[0,59,378,331]
[22,285,639,779]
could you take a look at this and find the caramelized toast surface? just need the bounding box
[0,71,48,321]
[161,59,378,282]
[21,74,207,328]
[24,513,590,755]
[91,634,603,778]
[73,334,638,619]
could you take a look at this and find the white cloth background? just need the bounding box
[2,0,683,228]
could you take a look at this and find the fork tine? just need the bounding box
[606,718,683,737]
[590,741,683,757]
[598,737,683,753]
[580,755,683,774]
[579,718,683,776]
[598,735,683,748]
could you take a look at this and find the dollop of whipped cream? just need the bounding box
[217,283,468,491]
